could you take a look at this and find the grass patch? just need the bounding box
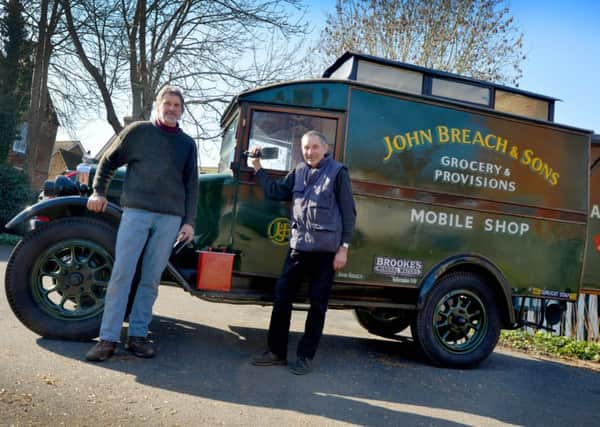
[0,233,21,247]
[500,330,600,362]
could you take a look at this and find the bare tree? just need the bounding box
[54,0,310,140]
[320,0,525,85]
[24,0,63,186]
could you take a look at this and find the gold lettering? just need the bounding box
[462,129,471,144]
[520,149,559,185]
[405,131,420,147]
[473,131,485,147]
[394,135,406,151]
[382,136,394,161]
[496,137,508,154]
[521,149,533,166]
[437,126,449,143]
[484,134,496,149]
[542,163,553,181]
[451,128,461,143]
[385,127,517,162]
[419,129,433,144]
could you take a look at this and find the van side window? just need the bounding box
[431,77,490,106]
[218,114,239,174]
[247,110,337,172]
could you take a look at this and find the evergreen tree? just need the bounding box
[0,0,30,163]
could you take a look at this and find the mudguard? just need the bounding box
[5,196,194,292]
[4,196,122,236]
[417,254,516,326]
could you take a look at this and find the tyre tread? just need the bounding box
[5,217,117,340]
[414,271,501,368]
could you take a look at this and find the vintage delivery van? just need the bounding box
[4,52,596,368]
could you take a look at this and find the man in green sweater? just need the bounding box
[85,86,198,362]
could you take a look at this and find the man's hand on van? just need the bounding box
[333,246,348,271]
[87,193,108,212]
[251,147,262,172]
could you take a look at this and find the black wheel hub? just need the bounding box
[433,289,488,353]
[68,272,84,286]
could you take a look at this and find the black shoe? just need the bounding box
[290,357,312,375]
[86,340,117,362]
[125,336,155,358]
[251,351,287,366]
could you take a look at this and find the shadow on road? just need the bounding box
[3,243,597,425]
[34,313,600,426]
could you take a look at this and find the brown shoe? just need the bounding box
[86,340,116,362]
[125,336,155,358]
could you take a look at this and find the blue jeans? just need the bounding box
[267,249,335,360]
[99,208,181,342]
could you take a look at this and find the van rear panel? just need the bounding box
[582,141,600,292]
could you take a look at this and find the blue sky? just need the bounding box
[510,1,600,132]
[70,0,600,159]
[306,0,600,132]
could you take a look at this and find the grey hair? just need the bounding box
[302,130,328,146]
[156,85,185,112]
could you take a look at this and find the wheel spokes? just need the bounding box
[434,289,487,353]
[31,240,113,320]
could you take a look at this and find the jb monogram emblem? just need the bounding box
[268,217,290,245]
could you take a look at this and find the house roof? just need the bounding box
[54,139,84,153]
[58,148,83,171]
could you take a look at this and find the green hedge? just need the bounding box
[0,163,35,230]
[500,330,600,362]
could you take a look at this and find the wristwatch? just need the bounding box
[342,242,350,249]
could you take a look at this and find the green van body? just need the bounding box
[192,80,590,306]
[4,55,596,368]
[582,138,600,293]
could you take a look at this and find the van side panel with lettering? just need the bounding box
[345,88,587,296]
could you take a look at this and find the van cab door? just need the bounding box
[232,105,345,277]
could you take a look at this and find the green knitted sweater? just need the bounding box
[93,121,198,225]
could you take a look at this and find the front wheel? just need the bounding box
[414,272,501,368]
[5,217,117,340]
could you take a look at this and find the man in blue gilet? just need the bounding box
[250,130,356,375]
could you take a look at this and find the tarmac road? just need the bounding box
[1,243,600,427]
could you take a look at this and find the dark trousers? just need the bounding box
[267,248,335,360]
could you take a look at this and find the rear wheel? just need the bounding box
[414,272,500,368]
[355,308,412,337]
[5,217,117,340]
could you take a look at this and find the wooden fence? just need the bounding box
[519,293,599,341]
